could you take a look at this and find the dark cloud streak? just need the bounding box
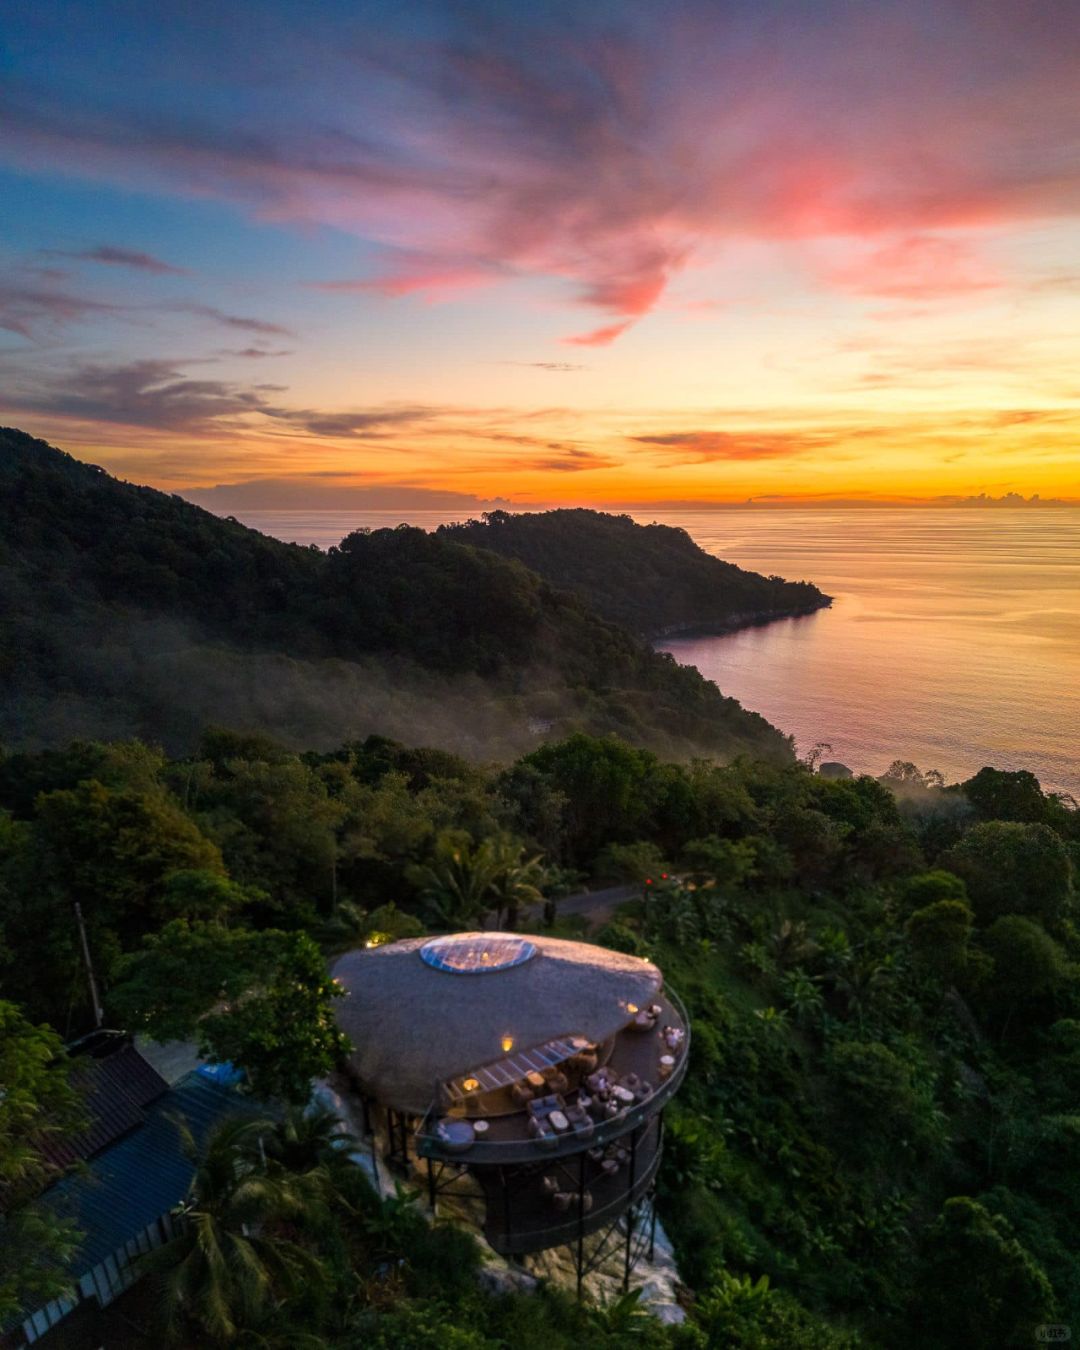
[44,244,187,275]
[0,282,128,339]
[175,304,292,337]
[631,430,832,463]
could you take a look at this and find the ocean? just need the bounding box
[230,506,1080,796]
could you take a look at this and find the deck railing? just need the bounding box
[415,985,691,1165]
[481,1128,664,1256]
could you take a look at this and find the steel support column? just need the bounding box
[502,1166,512,1252]
[624,1124,638,1290]
[576,1148,587,1300]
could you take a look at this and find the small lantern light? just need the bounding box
[501,1034,514,1053]
[463,1077,480,1092]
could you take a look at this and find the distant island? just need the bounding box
[0,428,827,763]
[440,508,830,638]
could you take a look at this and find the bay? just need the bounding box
[229,506,1080,795]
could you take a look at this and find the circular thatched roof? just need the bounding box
[332,932,663,1115]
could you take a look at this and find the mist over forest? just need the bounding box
[0,428,795,762]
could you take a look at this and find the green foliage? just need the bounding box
[3,711,1080,1345]
[0,1002,85,1321]
[260,1103,358,1176]
[697,1271,861,1348]
[598,839,671,884]
[150,1115,325,1345]
[593,918,649,956]
[826,1040,946,1162]
[962,767,1054,824]
[321,900,427,952]
[34,777,224,939]
[157,869,262,923]
[681,835,759,888]
[895,869,968,919]
[0,427,794,764]
[944,821,1073,926]
[483,835,547,930]
[518,734,663,862]
[407,832,502,929]
[109,922,350,1101]
[905,899,974,985]
[439,508,828,638]
[914,1197,1055,1348]
[980,915,1072,1028]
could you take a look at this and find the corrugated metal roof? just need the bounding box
[43,1073,266,1274]
[38,1044,168,1170]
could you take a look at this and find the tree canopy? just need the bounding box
[2,719,1079,1346]
[0,427,794,764]
[439,508,829,637]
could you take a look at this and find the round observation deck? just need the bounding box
[333,932,689,1274]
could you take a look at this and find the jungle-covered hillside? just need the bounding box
[2,729,1078,1347]
[0,428,789,761]
[439,508,829,636]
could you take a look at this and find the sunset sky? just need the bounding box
[2,0,1079,508]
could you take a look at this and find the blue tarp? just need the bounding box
[195,1060,245,1086]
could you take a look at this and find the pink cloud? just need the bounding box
[310,249,503,300]
[825,233,1002,301]
[3,2,1080,342]
[564,320,635,347]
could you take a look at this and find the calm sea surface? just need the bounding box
[232,507,1080,796]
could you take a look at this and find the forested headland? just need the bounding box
[3,724,1078,1347]
[0,428,792,762]
[440,508,829,637]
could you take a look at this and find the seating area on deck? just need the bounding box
[419,990,688,1163]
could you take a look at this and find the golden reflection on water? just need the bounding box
[652,509,1080,795]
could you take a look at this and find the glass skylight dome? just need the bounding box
[419,933,538,974]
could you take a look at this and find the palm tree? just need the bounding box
[149,1116,325,1345]
[832,954,892,1029]
[767,919,818,970]
[259,1104,358,1177]
[409,833,502,929]
[486,838,546,931]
